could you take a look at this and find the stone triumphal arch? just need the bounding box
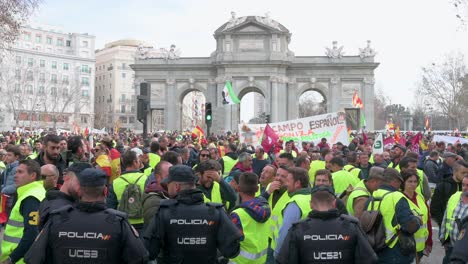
[131,13,379,133]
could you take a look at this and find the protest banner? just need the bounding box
[433,135,468,145]
[238,112,349,146]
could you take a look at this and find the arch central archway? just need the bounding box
[298,90,327,118]
[180,90,206,130]
[238,87,266,124]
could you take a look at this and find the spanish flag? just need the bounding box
[352,91,364,109]
[395,125,401,143]
[192,125,205,142]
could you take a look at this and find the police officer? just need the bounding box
[24,168,148,264]
[143,165,241,264]
[276,185,377,264]
[38,162,92,231]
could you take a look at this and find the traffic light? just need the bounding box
[265,114,271,123]
[205,102,212,124]
[137,83,150,139]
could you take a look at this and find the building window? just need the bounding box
[40,59,45,67]
[23,33,31,41]
[122,63,126,69]
[82,89,89,97]
[26,85,33,94]
[62,75,69,84]
[39,73,45,81]
[51,74,57,83]
[51,61,57,69]
[46,37,52,45]
[119,116,127,123]
[66,40,71,47]
[81,77,89,86]
[81,115,88,124]
[15,69,21,79]
[16,56,21,64]
[35,35,42,43]
[26,71,33,81]
[63,87,68,96]
[14,84,21,93]
[121,105,126,113]
[122,73,126,78]
[28,58,33,67]
[129,116,135,123]
[51,87,57,95]
[82,41,88,47]
[63,63,69,70]
[131,106,135,113]
[57,38,63,46]
[81,65,89,73]
[38,86,45,94]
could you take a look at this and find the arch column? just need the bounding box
[166,78,178,131]
[270,76,288,122]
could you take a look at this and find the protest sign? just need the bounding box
[238,112,349,146]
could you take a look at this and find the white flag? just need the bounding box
[373,133,383,154]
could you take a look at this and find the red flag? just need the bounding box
[261,124,279,153]
[191,125,205,142]
[411,132,422,153]
[399,136,407,146]
[362,131,368,144]
[84,127,89,138]
[383,136,395,148]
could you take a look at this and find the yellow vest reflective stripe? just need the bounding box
[230,208,269,264]
[222,156,237,177]
[251,153,269,160]
[267,188,290,250]
[368,189,404,248]
[308,160,325,184]
[1,181,45,263]
[346,180,370,216]
[112,172,147,225]
[332,170,359,196]
[404,193,429,252]
[444,191,462,241]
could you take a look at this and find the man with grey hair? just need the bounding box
[346,167,384,218]
[227,152,253,181]
[40,164,59,191]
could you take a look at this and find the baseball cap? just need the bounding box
[77,168,107,187]
[161,165,196,184]
[392,144,407,153]
[66,162,93,176]
[311,185,336,196]
[442,152,457,159]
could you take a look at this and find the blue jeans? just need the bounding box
[377,243,415,264]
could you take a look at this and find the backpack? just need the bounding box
[117,174,144,219]
[339,186,367,206]
[358,191,396,252]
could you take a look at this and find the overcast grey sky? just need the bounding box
[33,0,467,111]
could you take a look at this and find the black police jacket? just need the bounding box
[276,209,377,264]
[38,189,75,231]
[143,189,241,264]
[24,201,148,264]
